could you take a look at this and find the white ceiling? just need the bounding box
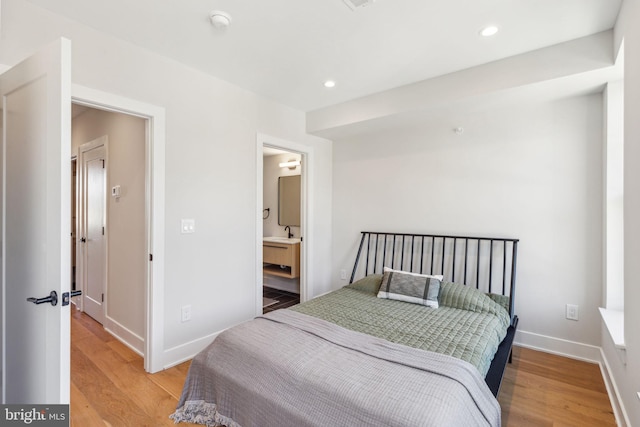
[26,0,622,112]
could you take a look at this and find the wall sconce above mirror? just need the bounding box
[279,159,300,169]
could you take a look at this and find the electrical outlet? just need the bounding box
[340,269,347,280]
[566,304,579,321]
[181,305,192,322]
[181,219,195,234]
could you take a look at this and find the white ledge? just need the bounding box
[599,307,625,349]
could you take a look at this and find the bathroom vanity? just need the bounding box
[263,237,301,279]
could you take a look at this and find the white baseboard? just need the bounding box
[104,316,144,357]
[599,348,631,427]
[162,330,222,370]
[514,330,601,363]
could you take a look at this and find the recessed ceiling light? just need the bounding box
[323,80,336,88]
[343,0,376,11]
[480,25,499,37]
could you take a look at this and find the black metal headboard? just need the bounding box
[349,231,519,320]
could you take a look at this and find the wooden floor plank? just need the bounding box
[106,337,140,363]
[72,310,115,343]
[70,382,109,427]
[71,343,155,426]
[148,361,192,400]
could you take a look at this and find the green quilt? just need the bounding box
[290,275,510,377]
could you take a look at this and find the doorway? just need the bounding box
[262,147,302,313]
[69,86,167,372]
[71,103,145,346]
[256,133,311,316]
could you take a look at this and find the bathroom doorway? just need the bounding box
[256,133,312,316]
[261,147,302,313]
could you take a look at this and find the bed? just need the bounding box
[171,231,519,427]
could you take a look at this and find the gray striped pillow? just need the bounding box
[377,267,442,308]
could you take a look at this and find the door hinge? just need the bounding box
[102,226,105,235]
[101,293,104,302]
[102,159,105,168]
[149,254,153,261]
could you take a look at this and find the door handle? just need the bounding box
[27,291,58,306]
[80,237,86,243]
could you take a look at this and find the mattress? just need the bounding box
[290,275,510,376]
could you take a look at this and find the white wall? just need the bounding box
[603,81,624,311]
[0,0,333,366]
[72,108,147,350]
[605,1,640,425]
[332,95,604,351]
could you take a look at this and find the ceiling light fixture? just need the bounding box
[323,80,336,88]
[480,25,499,37]
[343,0,376,11]
[210,11,232,29]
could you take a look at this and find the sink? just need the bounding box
[263,236,301,244]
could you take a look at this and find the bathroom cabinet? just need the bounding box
[263,240,300,279]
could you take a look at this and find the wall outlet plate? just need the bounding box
[566,304,579,321]
[181,305,192,322]
[181,219,195,234]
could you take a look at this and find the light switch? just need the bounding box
[181,219,195,234]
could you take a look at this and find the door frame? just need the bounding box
[72,85,166,373]
[255,133,312,315]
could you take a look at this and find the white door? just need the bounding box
[79,139,107,324]
[1,38,72,403]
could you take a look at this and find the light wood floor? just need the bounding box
[70,310,199,427]
[500,346,616,426]
[71,310,616,426]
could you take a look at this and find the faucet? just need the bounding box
[284,226,293,238]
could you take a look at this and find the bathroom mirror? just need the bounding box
[278,175,301,226]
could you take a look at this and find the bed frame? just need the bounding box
[349,231,519,397]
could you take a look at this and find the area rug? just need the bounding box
[262,297,279,308]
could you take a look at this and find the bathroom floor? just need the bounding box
[263,287,300,314]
